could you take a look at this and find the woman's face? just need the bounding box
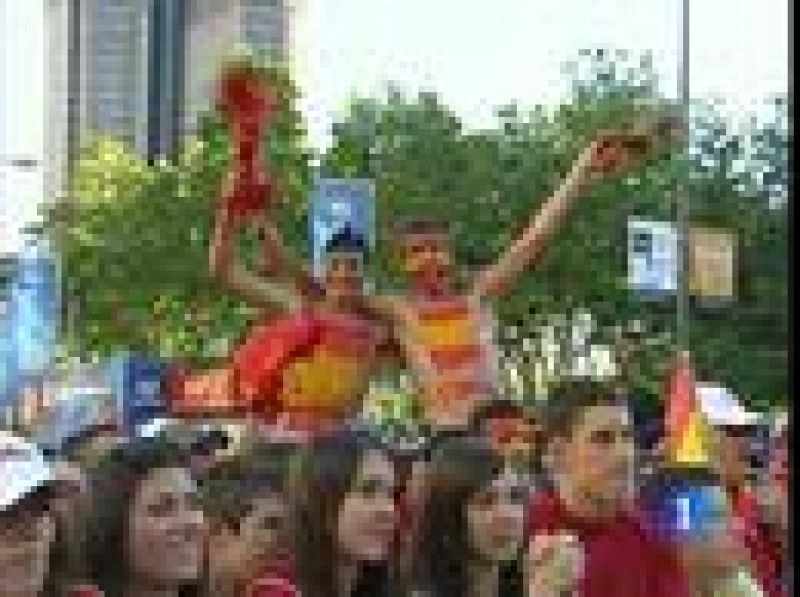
[127,467,205,588]
[209,492,288,587]
[239,492,289,564]
[336,450,397,563]
[0,501,55,597]
[466,466,527,563]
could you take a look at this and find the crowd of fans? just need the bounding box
[1,381,790,596]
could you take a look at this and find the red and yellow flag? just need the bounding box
[665,352,710,467]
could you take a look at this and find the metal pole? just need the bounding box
[676,0,691,351]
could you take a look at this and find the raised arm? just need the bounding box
[472,133,634,300]
[253,213,321,298]
[209,203,301,311]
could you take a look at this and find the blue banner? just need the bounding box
[310,178,375,280]
[110,353,167,433]
[10,255,57,374]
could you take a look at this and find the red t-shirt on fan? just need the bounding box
[526,492,691,597]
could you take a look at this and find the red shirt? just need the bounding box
[527,492,691,597]
[729,487,787,597]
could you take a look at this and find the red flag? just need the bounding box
[666,352,693,454]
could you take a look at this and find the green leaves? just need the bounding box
[39,49,786,410]
[41,63,310,366]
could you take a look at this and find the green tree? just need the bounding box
[40,57,311,367]
[322,49,787,410]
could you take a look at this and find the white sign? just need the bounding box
[627,218,678,296]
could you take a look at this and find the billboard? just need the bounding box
[310,178,375,280]
[627,218,679,297]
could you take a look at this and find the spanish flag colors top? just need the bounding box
[665,353,711,467]
[169,309,380,437]
[403,295,499,431]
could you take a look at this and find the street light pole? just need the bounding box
[676,0,691,352]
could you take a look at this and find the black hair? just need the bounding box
[414,434,524,597]
[323,225,367,256]
[201,439,295,532]
[81,437,201,597]
[290,428,401,597]
[540,380,628,442]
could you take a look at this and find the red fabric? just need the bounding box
[232,311,320,409]
[216,66,277,218]
[166,312,319,421]
[65,586,104,597]
[222,166,275,218]
[665,355,694,460]
[245,555,299,597]
[729,488,787,597]
[527,492,691,597]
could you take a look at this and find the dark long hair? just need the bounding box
[81,437,201,597]
[289,429,400,597]
[0,483,70,597]
[414,435,524,597]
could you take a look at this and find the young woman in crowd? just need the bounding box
[412,434,526,597]
[255,428,401,597]
[1,432,66,597]
[202,439,295,597]
[81,437,206,597]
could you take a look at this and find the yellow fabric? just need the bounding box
[672,408,711,466]
[411,316,475,348]
[277,348,363,412]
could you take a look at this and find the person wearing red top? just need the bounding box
[169,205,396,440]
[525,381,691,597]
[709,408,786,596]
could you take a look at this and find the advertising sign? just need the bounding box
[627,218,679,297]
[310,178,374,280]
[110,353,167,433]
[689,227,737,303]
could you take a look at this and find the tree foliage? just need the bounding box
[40,49,787,410]
[41,57,311,367]
[321,49,788,410]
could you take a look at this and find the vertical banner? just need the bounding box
[310,178,375,280]
[110,353,167,434]
[689,227,736,303]
[10,253,57,374]
[627,218,678,297]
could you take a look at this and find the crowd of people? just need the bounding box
[0,380,790,597]
[1,98,789,595]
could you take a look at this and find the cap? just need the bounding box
[695,383,760,428]
[0,431,55,511]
